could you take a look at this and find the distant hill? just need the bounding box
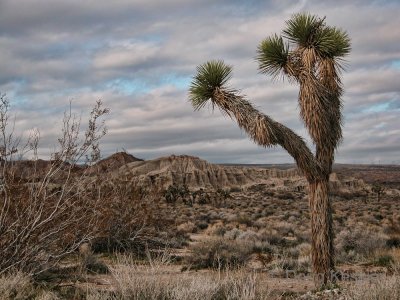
[88,152,143,174]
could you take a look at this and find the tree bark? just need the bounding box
[308,178,335,285]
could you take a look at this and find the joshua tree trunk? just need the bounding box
[308,178,334,285]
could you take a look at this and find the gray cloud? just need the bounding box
[0,0,399,164]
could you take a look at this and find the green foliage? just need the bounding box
[316,26,351,59]
[257,34,289,78]
[283,13,323,47]
[189,60,232,110]
[257,13,351,76]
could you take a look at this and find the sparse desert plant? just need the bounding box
[0,96,108,275]
[375,254,394,267]
[372,184,385,202]
[387,237,400,248]
[185,237,253,270]
[177,221,197,234]
[92,177,172,254]
[335,228,388,262]
[213,188,231,207]
[79,248,109,274]
[164,183,190,204]
[189,13,351,285]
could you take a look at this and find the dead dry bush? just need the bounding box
[185,237,253,270]
[92,176,177,255]
[0,96,109,275]
[0,96,180,276]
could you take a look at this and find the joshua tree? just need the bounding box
[188,13,350,285]
[371,184,384,202]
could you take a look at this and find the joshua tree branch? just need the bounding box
[213,88,321,181]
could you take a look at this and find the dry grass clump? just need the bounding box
[344,276,400,299]
[87,254,270,300]
[0,272,59,300]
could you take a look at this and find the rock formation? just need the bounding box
[115,154,303,190]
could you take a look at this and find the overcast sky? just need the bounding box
[1,0,399,164]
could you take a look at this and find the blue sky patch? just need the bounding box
[105,78,150,95]
[362,101,396,113]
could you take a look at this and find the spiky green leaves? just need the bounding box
[189,60,232,110]
[283,13,323,47]
[257,34,289,78]
[317,26,351,59]
[283,13,351,59]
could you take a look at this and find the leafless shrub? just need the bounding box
[91,175,171,254]
[0,95,108,275]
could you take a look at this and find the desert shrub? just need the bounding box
[224,228,242,240]
[296,242,312,258]
[191,188,211,205]
[275,191,295,200]
[252,241,274,255]
[268,256,302,278]
[235,214,253,227]
[387,237,400,248]
[273,221,295,236]
[177,221,197,234]
[336,228,388,262]
[80,251,109,274]
[164,184,190,204]
[206,222,227,236]
[229,186,242,193]
[375,254,394,267]
[247,184,267,192]
[0,97,108,275]
[211,188,231,208]
[237,230,259,243]
[92,178,173,255]
[185,237,253,270]
[332,188,369,200]
[263,190,275,197]
[195,221,209,230]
